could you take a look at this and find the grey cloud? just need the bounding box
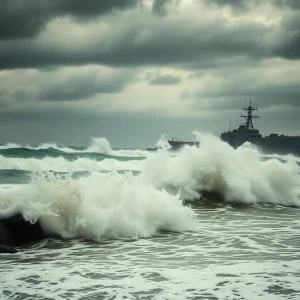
[274,12,300,59]
[280,0,300,9]
[266,0,300,9]
[40,72,133,101]
[277,36,300,59]
[0,68,135,105]
[54,0,140,19]
[0,0,51,39]
[204,0,300,10]
[1,0,299,68]
[195,83,300,105]
[186,82,300,112]
[152,0,181,16]
[181,57,300,113]
[148,74,182,85]
[203,0,249,11]
[0,17,270,70]
[0,0,140,40]
[0,90,12,107]
[1,3,299,71]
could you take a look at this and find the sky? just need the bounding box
[0,0,300,148]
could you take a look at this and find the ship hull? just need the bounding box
[168,140,199,151]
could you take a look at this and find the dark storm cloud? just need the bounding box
[152,0,181,15]
[0,18,269,70]
[273,0,300,9]
[203,0,249,11]
[0,0,139,40]
[0,0,51,39]
[274,12,300,59]
[0,68,135,104]
[204,0,300,10]
[148,74,182,85]
[40,72,133,101]
[55,0,140,18]
[1,1,299,71]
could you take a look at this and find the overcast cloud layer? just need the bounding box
[0,0,299,147]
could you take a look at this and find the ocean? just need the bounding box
[0,134,300,300]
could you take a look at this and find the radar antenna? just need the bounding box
[241,98,259,130]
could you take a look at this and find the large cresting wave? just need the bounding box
[139,132,300,207]
[0,171,197,241]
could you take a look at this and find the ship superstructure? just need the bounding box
[147,101,300,155]
[220,101,262,148]
[221,101,300,156]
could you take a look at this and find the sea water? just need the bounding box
[0,133,300,300]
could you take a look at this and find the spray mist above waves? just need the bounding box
[155,134,172,151]
[86,137,149,157]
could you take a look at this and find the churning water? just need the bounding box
[1,134,300,299]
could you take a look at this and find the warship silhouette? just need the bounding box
[220,101,300,156]
[147,101,300,156]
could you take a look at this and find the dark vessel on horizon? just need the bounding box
[147,101,300,155]
[167,138,199,151]
[220,101,300,156]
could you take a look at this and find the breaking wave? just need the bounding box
[1,132,300,243]
[139,132,300,206]
[0,171,196,241]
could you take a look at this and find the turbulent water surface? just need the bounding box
[1,135,300,300]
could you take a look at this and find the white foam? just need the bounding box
[1,132,299,211]
[0,171,196,241]
[155,134,171,151]
[86,136,150,157]
[139,132,300,206]
[1,203,299,300]
[0,155,143,172]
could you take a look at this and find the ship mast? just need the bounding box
[241,99,259,130]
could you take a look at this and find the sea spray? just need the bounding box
[0,155,143,173]
[0,171,197,241]
[139,132,300,206]
[86,137,149,157]
[156,134,172,151]
[87,137,113,155]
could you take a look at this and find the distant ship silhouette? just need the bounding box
[148,101,300,156]
[220,100,300,156]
